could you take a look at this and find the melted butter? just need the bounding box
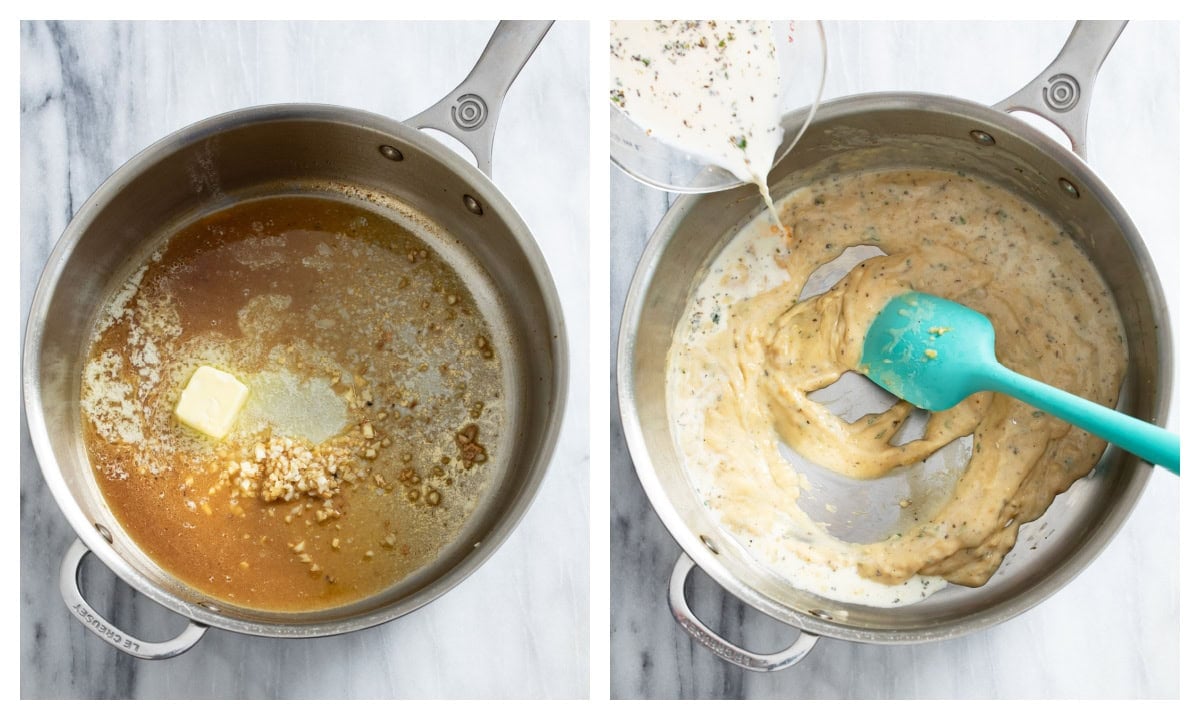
[81,196,504,612]
[239,370,348,444]
[668,168,1126,606]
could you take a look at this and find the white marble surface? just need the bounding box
[20,21,589,699]
[610,20,1180,699]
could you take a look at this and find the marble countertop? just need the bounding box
[610,20,1180,699]
[20,20,589,699]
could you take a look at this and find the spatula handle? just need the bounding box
[981,362,1179,475]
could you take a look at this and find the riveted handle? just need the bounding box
[668,553,820,672]
[995,20,1127,160]
[60,538,208,660]
[404,20,553,177]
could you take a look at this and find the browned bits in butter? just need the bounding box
[79,195,505,613]
[455,423,488,469]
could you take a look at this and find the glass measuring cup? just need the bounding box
[609,20,827,194]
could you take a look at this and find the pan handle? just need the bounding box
[59,538,208,660]
[994,20,1127,160]
[668,553,820,672]
[404,20,553,177]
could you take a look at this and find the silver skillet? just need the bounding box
[617,21,1171,671]
[24,21,567,659]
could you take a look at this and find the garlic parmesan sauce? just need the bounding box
[667,168,1125,607]
[667,209,944,607]
[610,20,786,226]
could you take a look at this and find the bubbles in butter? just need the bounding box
[240,370,348,444]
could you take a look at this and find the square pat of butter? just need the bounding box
[175,365,249,439]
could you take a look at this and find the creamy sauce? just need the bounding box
[610,20,786,226]
[81,196,503,612]
[668,168,1126,606]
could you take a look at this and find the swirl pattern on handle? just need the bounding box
[452,94,488,131]
[1042,73,1081,112]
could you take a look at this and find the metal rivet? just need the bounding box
[1044,73,1081,112]
[969,130,996,146]
[700,534,719,555]
[462,195,483,216]
[94,523,113,544]
[1058,178,1080,199]
[378,145,404,162]
[809,608,834,621]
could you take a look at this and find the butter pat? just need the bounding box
[175,366,249,439]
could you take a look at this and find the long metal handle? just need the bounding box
[668,553,819,672]
[404,20,553,177]
[995,20,1127,160]
[59,538,208,660]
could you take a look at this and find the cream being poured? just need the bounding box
[610,20,787,227]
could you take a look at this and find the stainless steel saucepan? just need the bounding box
[617,21,1171,671]
[24,21,567,659]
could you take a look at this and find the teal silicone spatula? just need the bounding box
[859,291,1179,475]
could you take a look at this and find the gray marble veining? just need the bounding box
[610,20,1180,699]
[20,20,589,699]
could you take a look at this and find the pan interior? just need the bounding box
[624,97,1162,640]
[784,243,971,546]
[79,188,520,616]
[30,110,563,631]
